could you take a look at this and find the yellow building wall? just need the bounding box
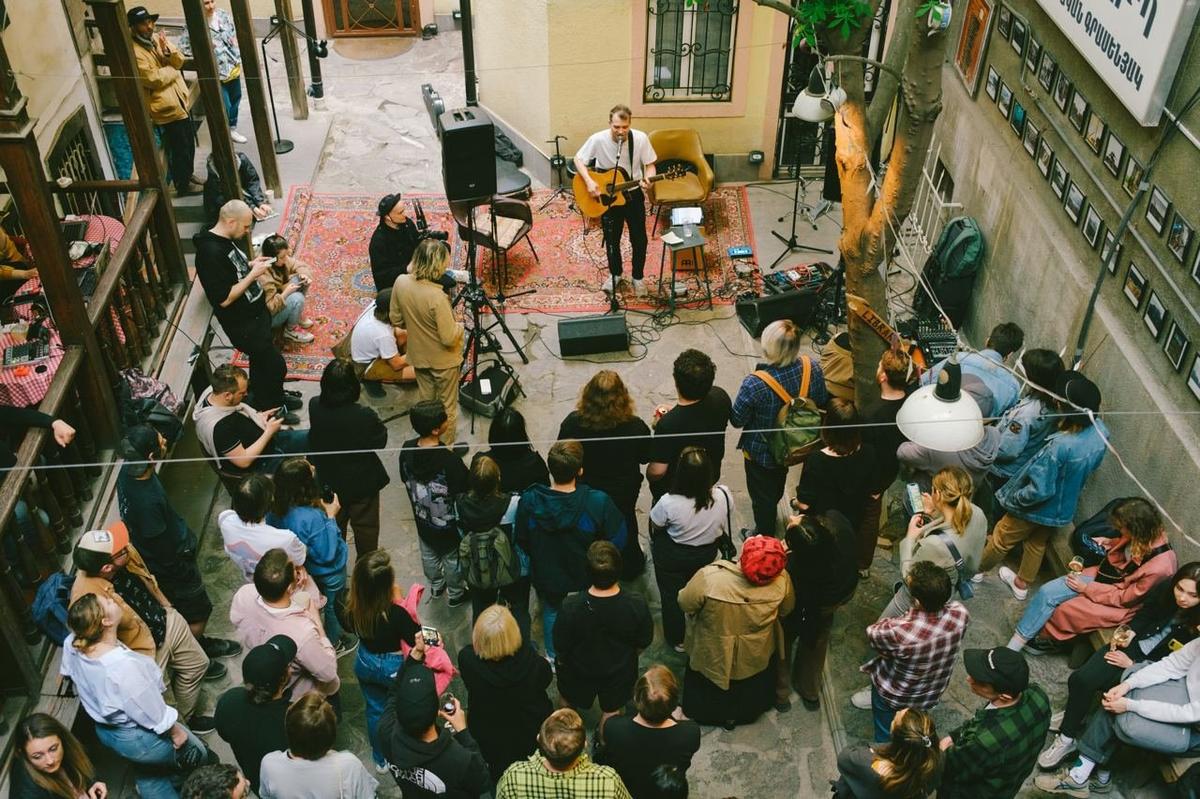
[140,0,279,20]
[475,0,551,150]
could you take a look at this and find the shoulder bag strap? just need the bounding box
[936,532,966,570]
[718,486,732,536]
[753,370,793,404]
[799,356,812,398]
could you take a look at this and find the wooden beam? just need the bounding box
[231,0,281,197]
[274,0,309,120]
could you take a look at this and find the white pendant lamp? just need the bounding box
[791,67,847,123]
[896,356,985,452]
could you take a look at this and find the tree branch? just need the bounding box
[866,0,917,149]
[750,0,805,23]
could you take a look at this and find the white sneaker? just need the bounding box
[1038,733,1077,769]
[600,274,617,294]
[970,572,984,583]
[284,328,315,344]
[850,688,873,710]
[449,269,469,283]
[230,129,248,144]
[633,278,646,296]
[998,566,1029,600]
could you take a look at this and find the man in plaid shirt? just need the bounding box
[941,647,1051,798]
[853,562,969,741]
[497,709,630,799]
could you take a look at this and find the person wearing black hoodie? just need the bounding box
[484,408,550,495]
[458,605,554,782]
[516,440,627,662]
[377,639,491,798]
[194,200,290,415]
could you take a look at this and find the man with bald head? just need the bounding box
[195,201,294,421]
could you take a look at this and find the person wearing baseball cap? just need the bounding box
[71,524,221,734]
[214,636,295,792]
[368,192,464,293]
[939,647,1051,798]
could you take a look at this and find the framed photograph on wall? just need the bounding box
[1123,157,1145,198]
[1124,262,1147,307]
[954,0,995,96]
[1084,114,1106,154]
[1054,72,1072,112]
[1102,133,1125,177]
[1036,138,1054,177]
[1144,290,1168,340]
[1010,101,1027,137]
[1101,229,1121,273]
[998,81,1014,118]
[1146,186,1171,234]
[1065,180,1086,224]
[1010,16,1028,55]
[1023,120,1040,156]
[1068,90,1088,132]
[1188,354,1200,403]
[1168,212,1194,263]
[986,66,1000,100]
[997,3,1013,37]
[1050,159,1069,198]
[1082,206,1103,248]
[1164,321,1190,372]
[1024,38,1042,73]
[1038,52,1058,92]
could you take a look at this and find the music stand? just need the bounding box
[768,166,833,270]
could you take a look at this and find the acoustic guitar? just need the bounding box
[572,163,687,218]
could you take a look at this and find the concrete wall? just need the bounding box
[475,0,551,156]
[936,0,1200,559]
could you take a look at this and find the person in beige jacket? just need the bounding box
[128,6,200,195]
[389,238,464,444]
[678,534,794,729]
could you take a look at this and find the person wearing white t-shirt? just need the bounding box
[349,288,415,397]
[259,693,376,799]
[573,104,657,296]
[219,473,308,581]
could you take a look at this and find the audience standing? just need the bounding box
[218,473,308,582]
[213,637,292,794]
[496,709,631,799]
[484,408,550,494]
[259,692,377,799]
[11,713,106,799]
[646,349,731,503]
[177,0,246,142]
[181,764,249,799]
[858,348,914,552]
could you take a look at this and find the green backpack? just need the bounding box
[458,526,520,592]
[755,357,823,466]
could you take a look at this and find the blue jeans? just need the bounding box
[315,568,346,642]
[872,686,899,743]
[1015,575,1094,640]
[94,723,207,799]
[538,591,564,660]
[270,291,305,330]
[221,77,242,128]
[355,648,404,767]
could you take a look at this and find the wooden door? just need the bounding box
[322,0,420,37]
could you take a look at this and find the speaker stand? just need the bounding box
[768,168,833,270]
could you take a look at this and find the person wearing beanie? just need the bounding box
[213,636,295,793]
[676,534,794,729]
[981,372,1109,600]
[376,636,492,797]
[117,425,241,662]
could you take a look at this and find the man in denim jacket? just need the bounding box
[980,373,1107,600]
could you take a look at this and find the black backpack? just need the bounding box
[1069,497,1127,568]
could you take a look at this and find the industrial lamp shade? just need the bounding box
[790,68,846,123]
[895,359,985,452]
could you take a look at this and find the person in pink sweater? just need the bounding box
[229,548,340,699]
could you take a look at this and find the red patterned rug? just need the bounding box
[235,185,758,380]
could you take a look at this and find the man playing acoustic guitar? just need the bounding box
[574,104,658,296]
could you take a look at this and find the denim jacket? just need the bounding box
[994,419,1108,527]
[990,395,1056,480]
[923,349,1021,418]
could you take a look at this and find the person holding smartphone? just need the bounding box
[259,235,315,345]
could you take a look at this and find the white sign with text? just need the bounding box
[1031,0,1200,126]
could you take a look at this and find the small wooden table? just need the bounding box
[656,225,712,312]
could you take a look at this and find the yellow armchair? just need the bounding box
[648,128,715,234]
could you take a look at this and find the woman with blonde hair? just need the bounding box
[833,708,942,797]
[11,713,105,799]
[878,466,987,619]
[600,665,701,796]
[558,369,651,576]
[457,604,554,780]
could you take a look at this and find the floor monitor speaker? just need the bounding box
[439,107,497,201]
[736,291,821,338]
[557,314,629,356]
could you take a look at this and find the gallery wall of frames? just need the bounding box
[951,0,1200,404]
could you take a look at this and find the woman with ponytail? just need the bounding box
[11,713,105,799]
[879,467,986,619]
[832,708,942,797]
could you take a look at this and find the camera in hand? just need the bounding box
[412,197,449,242]
[321,484,335,503]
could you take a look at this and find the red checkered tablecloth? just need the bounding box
[0,329,65,408]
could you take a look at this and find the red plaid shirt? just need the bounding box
[863,602,970,709]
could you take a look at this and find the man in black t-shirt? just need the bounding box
[193,364,307,476]
[646,349,731,502]
[215,636,294,793]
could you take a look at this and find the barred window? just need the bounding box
[644,0,739,103]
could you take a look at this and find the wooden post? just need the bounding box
[86,0,187,284]
[274,0,309,120]
[230,0,281,197]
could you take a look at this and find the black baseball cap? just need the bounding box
[377,193,402,217]
[127,6,159,25]
[964,647,1029,695]
[241,635,297,688]
[392,661,437,732]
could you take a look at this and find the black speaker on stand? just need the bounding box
[439,107,497,201]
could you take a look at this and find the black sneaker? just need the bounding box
[362,381,387,398]
[1026,637,1068,656]
[281,411,302,426]
[739,527,755,542]
[282,394,304,411]
[448,594,468,608]
[283,388,302,398]
[203,660,227,682]
[199,636,242,659]
[188,715,217,735]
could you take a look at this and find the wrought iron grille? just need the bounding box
[645,0,738,103]
[47,107,118,218]
[326,0,418,37]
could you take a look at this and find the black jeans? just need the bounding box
[1061,647,1140,738]
[220,309,286,411]
[601,187,648,279]
[159,117,196,190]
[469,576,531,643]
[652,534,718,646]
[743,457,788,537]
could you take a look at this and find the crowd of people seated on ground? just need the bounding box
[13,300,1195,799]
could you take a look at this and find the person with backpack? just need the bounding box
[516,439,627,662]
[456,454,528,639]
[399,399,470,606]
[554,542,653,739]
[921,322,1024,418]
[730,319,829,538]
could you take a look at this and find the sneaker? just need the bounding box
[1026,636,1066,656]
[1038,734,1078,769]
[189,174,207,185]
[203,660,227,682]
[448,594,468,608]
[175,180,205,197]
[285,328,315,344]
[632,278,646,296]
[230,129,248,144]
[998,566,1029,600]
[429,587,446,600]
[672,644,686,654]
[600,274,618,294]
[199,636,242,659]
[282,394,304,411]
[801,695,820,711]
[774,700,792,713]
[449,269,469,284]
[375,762,390,774]
[298,318,315,329]
[858,568,871,580]
[1090,771,1113,794]
[281,411,302,426]
[545,655,556,675]
[850,688,873,710]
[283,388,303,398]
[188,715,217,735]
[739,527,756,542]
[1033,769,1089,798]
[335,634,359,658]
[970,572,984,583]
[362,381,387,398]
